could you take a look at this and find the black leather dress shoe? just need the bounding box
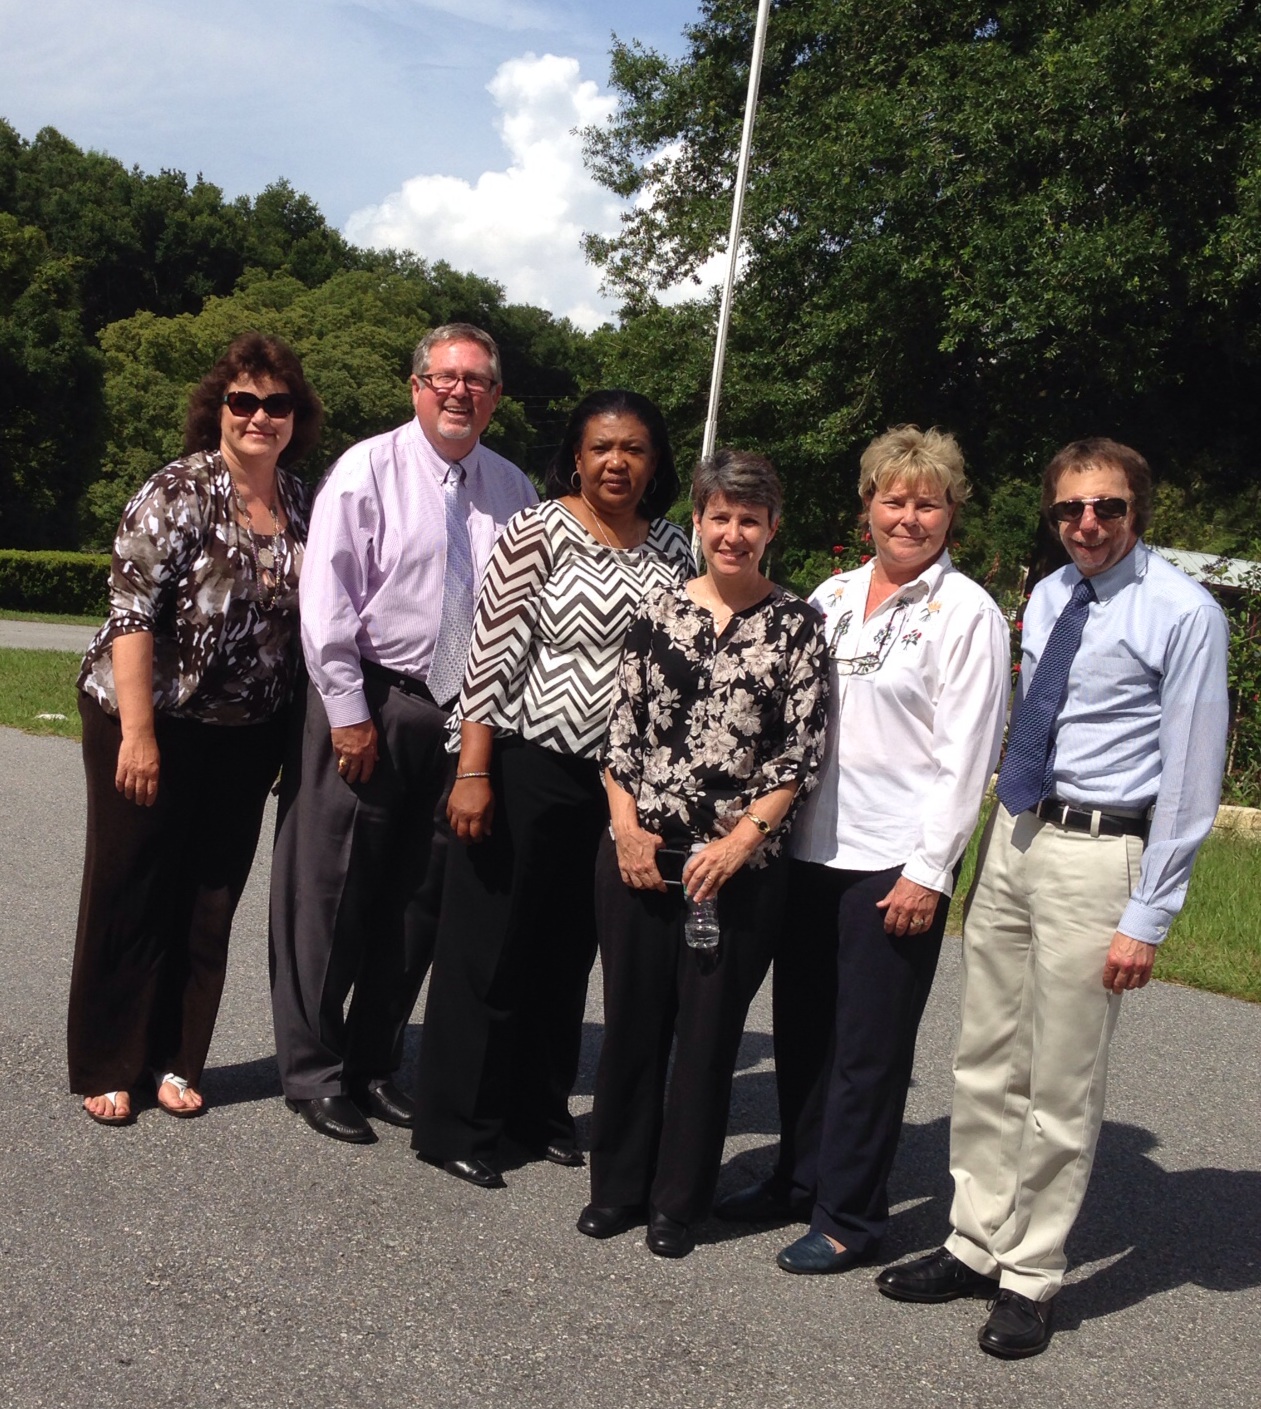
[646,1210,695,1259]
[714,1180,810,1223]
[875,1247,998,1302]
[286,1095,376,1144]
[978,1290,1054,1359]
[576,1203,644,1239]
[440,1157,505,1189]
[543,1142,585,1167]
[776,1231,867,1274]
[352,1078,416,1127]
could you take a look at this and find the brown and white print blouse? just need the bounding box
[79,451,311,725]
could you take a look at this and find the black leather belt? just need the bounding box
[361,659,438,705]
[1032,798,1149,839]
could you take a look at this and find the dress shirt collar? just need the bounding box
[869,549,954,608]
[1062,538,1146,605]
[406,416,479,486]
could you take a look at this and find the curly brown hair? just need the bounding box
[183,332,324,467]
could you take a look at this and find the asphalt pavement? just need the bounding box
[1,725,1258,1409]
[0,620,97,653]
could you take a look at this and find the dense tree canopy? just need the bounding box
[0,120,593,549]
[584,0,1261,584]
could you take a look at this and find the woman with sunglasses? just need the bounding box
[70,332,322,1125]
[714,426,1009,1274]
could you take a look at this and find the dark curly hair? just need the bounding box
[543,389,679,520]
[184,332,324,467]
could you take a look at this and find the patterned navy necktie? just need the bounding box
[426,462,476,708]
[996,576,1097,817]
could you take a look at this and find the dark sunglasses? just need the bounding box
[223,391,295,419]
[1048,496,1130,524]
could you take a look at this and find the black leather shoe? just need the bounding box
[646,1210,695,1259]
[352,1078,416,1127]
[978,1290,1054,1358]
[577,1203,644,1239]
[776,1231,867,1274]
[286,1095,376,1144]
[714,1180,810,1223]
[544,1142,585,1168]
[875,1247,997,1303]
[441,1157,505,1189]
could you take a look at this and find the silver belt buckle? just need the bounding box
[1060,802,1072,828]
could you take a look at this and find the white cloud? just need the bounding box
[345,52,628,329]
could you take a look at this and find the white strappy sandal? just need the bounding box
[154,1071,204,1118]
[84,1091,132,1125]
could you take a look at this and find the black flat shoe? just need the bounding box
[352,1078,416,1127]
[576,1203,644,1239]
[544,1142,585,1168]
[646,1210,694,1259]
[286,1095,376,1144]
[440,1157,505,1189]
[978,1290,1055,1359]
[713,1180,810,1223]
[875,1247,997,1303]
[776,1231,867,1275]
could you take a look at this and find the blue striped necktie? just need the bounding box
[426,462,476,708]
[996,576,1096,817]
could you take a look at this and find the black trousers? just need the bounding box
[411,738,604,1162]
[68,692,286,1094]
[589,833,784,1225]
[268,674,451,1100]
[771,859,947,1254]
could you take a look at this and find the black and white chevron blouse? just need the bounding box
[455,499,695,759]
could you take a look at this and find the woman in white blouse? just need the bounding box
[411,390,693,1188]
[714,425,1010,1274]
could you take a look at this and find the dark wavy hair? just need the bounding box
[543,389,679,520]
[184,332,324,467]
[1042,436,1153,536]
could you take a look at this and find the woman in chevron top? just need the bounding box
[411,389,693,1188]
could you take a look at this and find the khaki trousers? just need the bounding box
[944,803,1144,1300]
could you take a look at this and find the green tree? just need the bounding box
[584,0,1261,584]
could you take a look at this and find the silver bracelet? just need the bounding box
[455,771,491,780]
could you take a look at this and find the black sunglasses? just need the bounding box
[223,391,295,419]
[1048,496,1130,524]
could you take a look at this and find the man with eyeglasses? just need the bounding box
[876,437,1228,1358]
[269,323,536,1146]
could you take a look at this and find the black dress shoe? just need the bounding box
[352,1078,416,1127]
[875,1247,997,1303]
[978,1290,1054,1359]
[544,1142,585,1168]
[776,1231,867,1274]
[286,1095,376,1144]
[714,1180,810,1223]
[440,1157,505,1189]
[576,1203,644,1239]
[646,1210,695,1259]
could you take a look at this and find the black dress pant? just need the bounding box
[771,859,947,1254]
[269,674,451,1100]
[411,738,604,1162]
[589,833,783,1225]
[68,693,286,1094]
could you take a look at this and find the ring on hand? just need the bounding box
[337,756,349,772]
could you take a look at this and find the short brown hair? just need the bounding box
[1042,437,1152,536]
[184,332,324,466]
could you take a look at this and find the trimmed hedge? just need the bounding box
[0,551,112,616]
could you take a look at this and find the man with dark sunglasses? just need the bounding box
[876,437,1228,1358]
[269,323,536,1147]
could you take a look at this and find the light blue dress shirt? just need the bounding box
[1014,540,1230,943]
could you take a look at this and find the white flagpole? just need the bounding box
[694,0,773,561]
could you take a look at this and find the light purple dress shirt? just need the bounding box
[300,417,537,728]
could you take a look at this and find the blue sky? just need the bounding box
[0,0,706,326]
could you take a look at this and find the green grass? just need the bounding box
[946,798,1261,1003]
[0,608,100,625]
[0,648,83,738]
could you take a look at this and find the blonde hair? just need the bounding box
[858,425,969,506]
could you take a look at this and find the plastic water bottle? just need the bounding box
[684,893,720,950]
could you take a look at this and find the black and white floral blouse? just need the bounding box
[79,450,311,725]
[603,582,830,859]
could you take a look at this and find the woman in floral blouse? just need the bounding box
[70,333,322,1125]
[578,449,828,1258]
